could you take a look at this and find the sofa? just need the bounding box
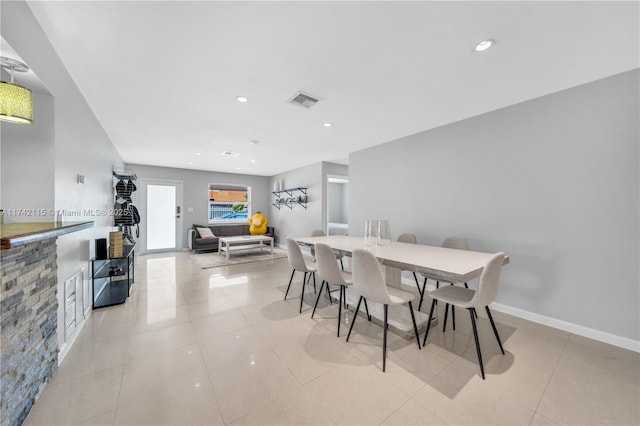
[188,223,275,253]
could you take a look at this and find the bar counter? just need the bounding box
[0,221,95,249]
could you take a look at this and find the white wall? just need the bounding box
[328,183,345,223]
[127,163,271,253]
[1,92,55,222]
[341,182,349,223]
[328,182,349,224]
[322,162,348,232]
[349,69,639,346]
[2,1,125,355]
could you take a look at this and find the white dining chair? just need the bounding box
[381,232,421,293]
[312,243,370,337]
[308,229,325,260]
[310,229,345,270]
[285,237,317,313]
[347,248,421,372]
[418,237,471,330]
[422,252,506,379]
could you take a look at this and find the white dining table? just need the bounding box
[294,235,510,338]
[295,235,509,281]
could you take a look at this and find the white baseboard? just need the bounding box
[491,302,640,353]
[402,277,640,353]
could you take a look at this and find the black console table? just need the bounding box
[91,244,135,308]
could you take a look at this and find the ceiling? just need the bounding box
[21,1,640,176]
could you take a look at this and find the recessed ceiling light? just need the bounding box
[250,159,256,163]
[323,122,333,127]
[237,96,248,103]
[250,139,260,145]
[475,39,494,52]
[188,161,193,165]
[195,152,201,156]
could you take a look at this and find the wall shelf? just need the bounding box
[272,187,308,210]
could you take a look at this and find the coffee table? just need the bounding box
[218,235,274,260]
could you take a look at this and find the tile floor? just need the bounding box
[25,252,639,425]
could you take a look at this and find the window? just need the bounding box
[208,184,250,223]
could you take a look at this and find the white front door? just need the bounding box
[139,179,183,253]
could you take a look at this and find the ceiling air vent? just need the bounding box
[288,91,320,109]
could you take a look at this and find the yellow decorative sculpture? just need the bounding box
[249,211,268,235]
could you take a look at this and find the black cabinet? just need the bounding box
[92,244,135,309]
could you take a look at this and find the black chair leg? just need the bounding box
[486,306,505,354]
[469,308,485,379]
[299,272,307,313]
[307,272,316,293]
[422,298,437,347]
[408,301,421,349]
[452,304,456,331]
[418,277,427,311]
[325,282,333,304]
[363,298,372,321]
[337,286,343,337]
[448,283,457,330]
[464,282,478,318]
[343,286,348,309]
[339,256,344,270]
[412,272,420,294]
[382,304,388,372]
[443,303,449,332]
[311,280,326,319]
[284,269,296,300]
[346,296,364,341]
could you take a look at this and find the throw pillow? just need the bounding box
[196,227,215,238]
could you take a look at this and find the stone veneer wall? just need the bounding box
[1,239,58,426]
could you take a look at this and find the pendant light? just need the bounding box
[0,57,33,124]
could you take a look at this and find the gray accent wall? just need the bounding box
[127,163,271,253]
[269,162,323,244]
[349,69,639,343]
[269,161,348,244]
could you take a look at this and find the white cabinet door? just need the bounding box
[64,268,87,342]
